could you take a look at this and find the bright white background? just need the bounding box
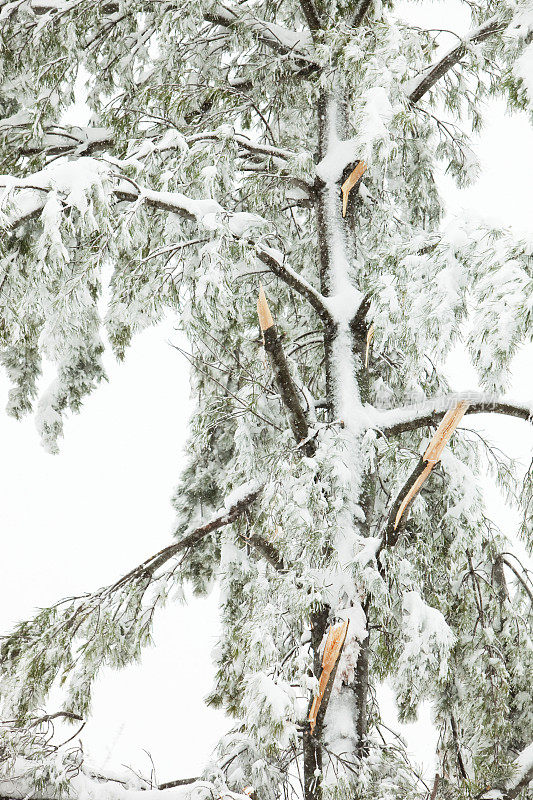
[0,0,532,787]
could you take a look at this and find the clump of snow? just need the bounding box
[315,139,359,183]
[228,212,266,237]
[222,479,261,513]
[401,591,455,677]
[141,187,223,222]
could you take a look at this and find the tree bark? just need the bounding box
[303,607,330,800]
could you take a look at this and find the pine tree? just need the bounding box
[0,1,532,800]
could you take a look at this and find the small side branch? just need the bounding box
[501,557,533,606]
[243,532,287,572]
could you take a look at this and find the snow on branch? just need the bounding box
[504,741,533,799]
[204,2,315,62]
[7,123,114,158]
[0,162,327,319]
[255,245,331,324]
[407,16,506,103]
[480,742,533,799]
[0,764,252,800]
[0,117,301,166]
[373,393,533,437]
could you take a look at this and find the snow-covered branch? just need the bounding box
[103,482,264,588]
[374,393,533,437]
[0,766,249,800]
[1,121,114,158]
[255,244,331,324]
[407,16,506,103]
[480,742,533,799]
[0,118,300,165]
[204,2,315,62]
[504,741,533,799]
[0,162,327,319]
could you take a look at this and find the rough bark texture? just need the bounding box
[303,607,330,800]
[262,325,314,453]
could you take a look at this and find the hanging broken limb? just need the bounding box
[380,401,468,549]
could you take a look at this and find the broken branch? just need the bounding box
[308,619,349,734]
[258,285,315,455]
[381,401,468,548]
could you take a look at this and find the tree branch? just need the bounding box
[256,245,331,324]
[504,741,533,799]
[479,742,533,799]
[113,484,264,585]
[297,0,321,35]
[408,16,506,104]
[501,557,533,606]
[158,778,200,790]
[2,171,329,323]
[258,285,316,456]
[350,0,373,28]
[375,394,533,437]
[204,2,315,63]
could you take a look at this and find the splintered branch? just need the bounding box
[341,161,367,217]
[257,284,315,455]
[408,16,506,104]
[381,401,468,549]
[308,619,349,734]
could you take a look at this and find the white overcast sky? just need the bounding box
[1,0,532,788]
